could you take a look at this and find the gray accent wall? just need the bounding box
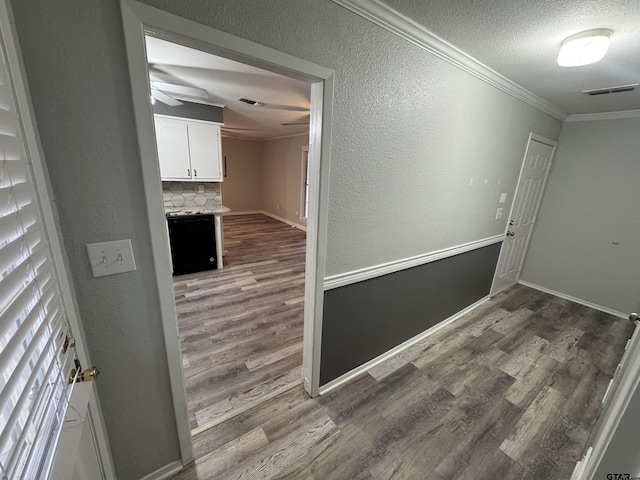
[10,0,561,478]
[521,118,640,315]
[321,243,502,384]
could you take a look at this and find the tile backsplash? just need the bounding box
[162,182,222,209]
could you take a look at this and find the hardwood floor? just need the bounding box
[171,256,634,480]
[173,214,306,434]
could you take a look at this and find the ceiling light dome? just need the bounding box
[558,29,613,67]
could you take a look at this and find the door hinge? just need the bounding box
[62,335,76,354]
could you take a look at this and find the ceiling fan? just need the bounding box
[150,81,209,106]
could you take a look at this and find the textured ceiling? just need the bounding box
[146,1,640,131]
[381,0,640,115]
[145,36,311,140]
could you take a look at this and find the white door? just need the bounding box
[188,122,222,181]
[491,136,556,295]
[582,316,640,479]
[0,4,113,479]
[154,116,191,180]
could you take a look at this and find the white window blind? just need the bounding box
[0,21,76,480]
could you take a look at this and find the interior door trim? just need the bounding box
[120,0,334,467]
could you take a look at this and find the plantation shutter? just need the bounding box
[0,13,77,480]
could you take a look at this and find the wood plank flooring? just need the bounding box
[171,264,634,480]
[173,214,306,434]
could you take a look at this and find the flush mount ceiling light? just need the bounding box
[557,29,613,67]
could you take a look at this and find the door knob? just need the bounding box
[507,231,515,237]
[630,313,639,322]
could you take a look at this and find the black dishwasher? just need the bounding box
[167,214,216,275]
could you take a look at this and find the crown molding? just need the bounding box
[565,109,640,122]
[331,0,567,121]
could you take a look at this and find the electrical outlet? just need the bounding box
[86,239,137,278]
[198,185,204,193]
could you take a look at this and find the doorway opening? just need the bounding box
[145,34,312,434]
[121,0,334,464]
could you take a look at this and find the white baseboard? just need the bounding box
[222,210,262,216]
[517,280,627,319]
[318,295,490,395]
[223,210,307,232]
[138,460,183,480]
[261,211,307,232]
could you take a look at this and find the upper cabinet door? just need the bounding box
[155,116,191,180]
[188,122,222,182]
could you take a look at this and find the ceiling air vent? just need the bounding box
[236,97,265,106]
[582,83,638,96]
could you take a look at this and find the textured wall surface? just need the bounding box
[262,134,309,227]
[9,0,562,477]
[521,118,640,314]
[135,0,561,277]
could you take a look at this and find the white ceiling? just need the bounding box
[145,36,311,141]
[381,0,640,115]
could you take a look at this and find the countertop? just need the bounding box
[165,205,230,217]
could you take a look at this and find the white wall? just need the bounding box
[262,134,309,226]
[220,137,264,212]
[221,135,309,228]
[521,117,640,315]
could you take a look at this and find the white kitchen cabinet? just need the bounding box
[154,114,223,182]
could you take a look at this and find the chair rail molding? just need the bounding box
[324,234,504,290]
[330,0,567,121]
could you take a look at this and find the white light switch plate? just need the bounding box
[495,208,504,220]
[86,239,137,278]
